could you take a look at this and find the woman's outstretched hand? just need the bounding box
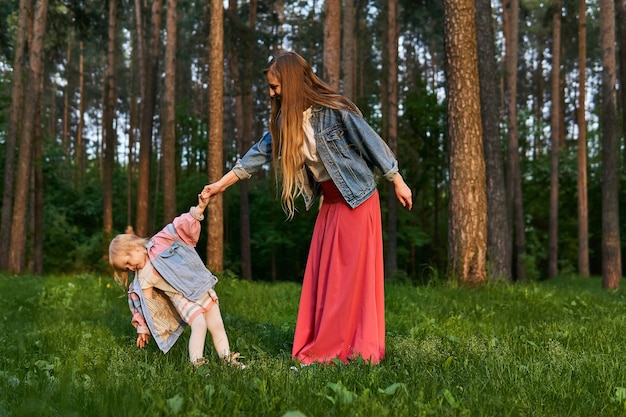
[203,171,240,199]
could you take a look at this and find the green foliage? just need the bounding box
[1,273,625,416]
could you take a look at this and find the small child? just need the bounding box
[108,188,244,369]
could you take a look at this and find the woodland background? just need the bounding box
[1,0,625,287]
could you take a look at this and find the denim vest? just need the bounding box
[232,105,399,210]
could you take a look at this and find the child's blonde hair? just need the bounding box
[108,233,149,289]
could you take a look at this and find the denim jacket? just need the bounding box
[232,105,399,210]
[127,220,218,353]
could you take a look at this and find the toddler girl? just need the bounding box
[108,189,244,369]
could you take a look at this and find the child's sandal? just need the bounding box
[192,357,207,368]
[221,352,246,369]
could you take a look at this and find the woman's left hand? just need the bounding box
[393,174,413,210]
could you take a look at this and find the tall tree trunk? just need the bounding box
[33,95,44,275]
[207,0,224,271]
[227,0,256,280]
[75,41,86,190]
[599,0,621,289]
[162,0,177,222]
[0,0,30,270]
[385,0,399,277]
[323,0,341,90]
[617,0,626,166]
[103,0,118,239]
[342,0,356,101]
[443,0,488,285]
[8,0,48,274]
[504,0,526,281]
[476,0,512,281]
[136,0,163,237]
[577,0,589,277]
[62,36,72,160]
[548,0,561,279]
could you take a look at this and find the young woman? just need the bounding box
[206,51,412,365]
[109,189,245,369]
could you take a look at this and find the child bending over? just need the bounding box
[108,188,244,369]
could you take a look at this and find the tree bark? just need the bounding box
[577,0,589,277]
[342,0,356,101]
[0,0,30,270]
[136,0,163,237]
[599,0,621,289]
[323,0,341,90]
[385,0,399,278]
[616,0,626,166]
[476,0,512,281]
[443,0,488,285]
[503,0,526,281]
[75,41,86,190]
[548,0,561,279]
[162,0,177,222]
[8,0,48,273]
[103,0,118,238]
[207,0,224,271]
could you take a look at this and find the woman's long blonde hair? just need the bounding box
[108,234,149,289]
[263,51,360,218]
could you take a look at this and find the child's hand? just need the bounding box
[197,189,210,210]
[136,333,150,348]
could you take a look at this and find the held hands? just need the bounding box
[136,333,150,349]
[393,174,413,210]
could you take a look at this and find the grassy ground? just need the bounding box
[1,272,625,416]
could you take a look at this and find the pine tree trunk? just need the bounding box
[503,0,526,281]
[599,0,621,289]
[0,0,29,270]
[342,0,356,101]
[385,0,399,278]
[548,0,561,279]
[476,0,512,281]
[207,0,224,271]
[136,0,163,237]
[443,0,487,285]
[103,0,118,238]
[9,0,48,273]
[577,0,589,277]
[162,0,177,222]
[323,0,341,90]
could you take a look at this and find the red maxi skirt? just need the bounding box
[292,180,385,364]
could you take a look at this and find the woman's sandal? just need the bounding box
[221,352,246,369]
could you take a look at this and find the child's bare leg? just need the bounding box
[189,314,208,363]
[204,304,230,357]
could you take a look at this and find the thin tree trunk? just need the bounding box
[548,0,561,279]
[323,0,341,90]
[443,0,488,285]
[8,0,48,273]
[577,0,589,277]
[103,0,118,238]
[0,0,29,269]
[207,0,224,271]
[476,0,512,281]
[504,0,526,281]
[162,0,177,222]
[33,96,44,275]
[342,0,356,101]
[75,41,86,190]
[599,0,621,289]
[62,36,72,159]
[616,0,626,166]
[136,0,163,237]
[385,0,399,277]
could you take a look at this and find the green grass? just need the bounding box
[1,273,626,416]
